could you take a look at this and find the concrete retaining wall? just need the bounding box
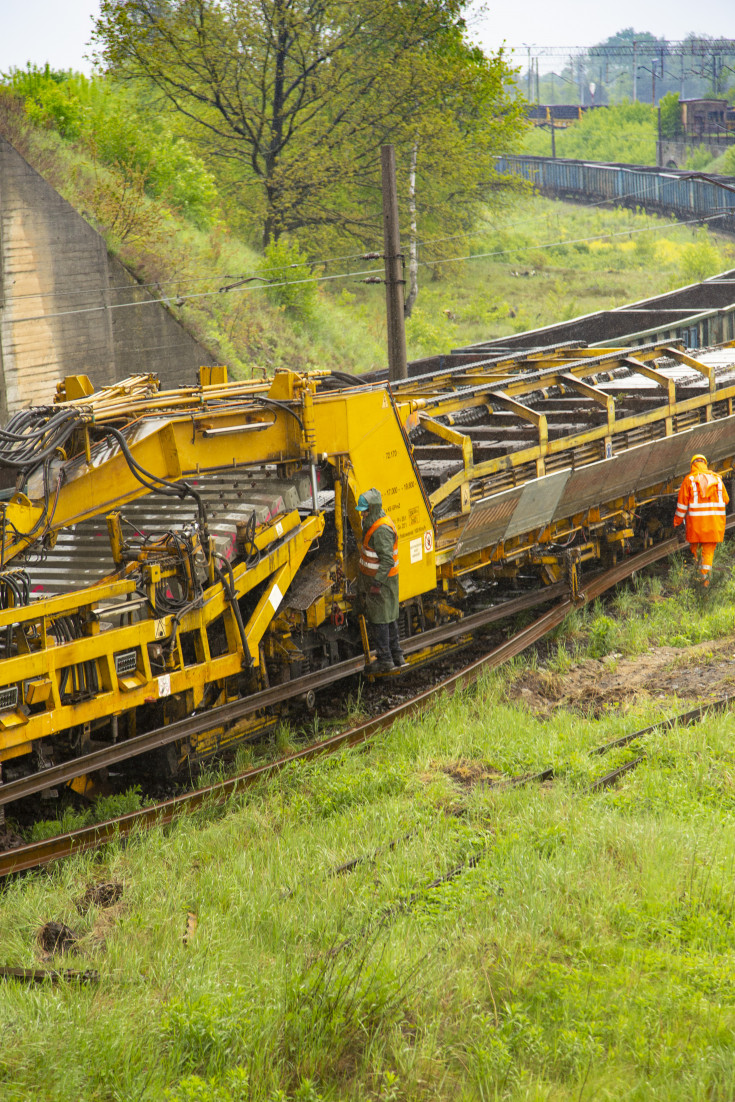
[0,136,216,418]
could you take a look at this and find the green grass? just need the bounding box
[7,102,734,377]
[4,547,735,1098]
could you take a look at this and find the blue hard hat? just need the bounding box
[356,493,369,512]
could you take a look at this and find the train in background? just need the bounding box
[495,155,735,237]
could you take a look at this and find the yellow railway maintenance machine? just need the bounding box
[0,342,732,787]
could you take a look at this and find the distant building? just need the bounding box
[680,98,732,140]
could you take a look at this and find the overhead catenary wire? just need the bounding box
[8,173,726,307]
[9,207,733,326]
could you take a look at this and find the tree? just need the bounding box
[93,0,465,245]
[396,33,525,314]
[92,0,523,253]
[659,92,682,140]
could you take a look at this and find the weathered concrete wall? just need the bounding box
[657,137,735,169]
[0,136,216,417]
[107,254,217,391]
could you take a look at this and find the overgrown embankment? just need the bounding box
[2,78,734,381]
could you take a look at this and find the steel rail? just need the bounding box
[0,583,568,810]
[0,534,693,878]
[587,695,735,791]
[0,965,99,984]
[515,694,734,789]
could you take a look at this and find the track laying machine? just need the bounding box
[0,340,734,791]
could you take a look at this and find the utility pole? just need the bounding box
[380,145,408,382]
[657,106,662,167]
[633,40,638,102]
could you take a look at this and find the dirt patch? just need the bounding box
[0,829,26,853]
[38,921,77,956]
[508,637,735,716]
[77,882,123,913]
[436,759,504,788]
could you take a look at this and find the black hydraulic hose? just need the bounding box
[255,396,303,430]
[104,426,211,559]
[0,407,85,473]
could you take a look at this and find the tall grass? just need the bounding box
[4,545,735,1098]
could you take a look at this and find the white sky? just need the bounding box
[0,0,733,77]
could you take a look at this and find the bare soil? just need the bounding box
[507,637,735,717]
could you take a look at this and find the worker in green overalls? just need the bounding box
[356,487,407,674]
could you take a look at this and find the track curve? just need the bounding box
[0,530,702,879]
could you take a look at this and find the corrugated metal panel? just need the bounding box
[451,411,735,559]
[553,447,650,519]
[455,493,521,559]
[504,470,570,539]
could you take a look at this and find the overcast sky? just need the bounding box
[0,0,733,77]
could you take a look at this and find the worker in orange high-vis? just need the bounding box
[673,454,729,586]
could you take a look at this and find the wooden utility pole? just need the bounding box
[381,144,408,382]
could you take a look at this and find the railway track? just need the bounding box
[0,529,703,879]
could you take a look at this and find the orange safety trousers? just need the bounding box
[689,541,716,585]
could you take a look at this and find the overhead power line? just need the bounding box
[10,209,731,326]
[7,178,700,309]
[506,40,735,58]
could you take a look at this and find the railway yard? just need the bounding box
[1,322,735,844]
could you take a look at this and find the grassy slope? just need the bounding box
[4,550,735,1100]
[6,111,734,376]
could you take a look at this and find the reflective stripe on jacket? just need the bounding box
[674,468,729,544]
[359,516,399,577]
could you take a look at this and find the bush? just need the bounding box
[685,146,715,171]
[256,237,317,321]
[523,100,657,164]
[405,305,454,356]
[1,67,219,227]
[679,231,723,284]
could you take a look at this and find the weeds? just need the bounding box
[6,554,735,1099]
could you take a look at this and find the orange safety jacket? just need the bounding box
[359,516,399,578]
[674,465,729,544]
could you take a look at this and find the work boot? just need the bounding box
[392,651,409,668]
[373,658,395,674]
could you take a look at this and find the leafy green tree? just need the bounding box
[659,92,682,139]
[397,33,526,313]
[91,0,523,252]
